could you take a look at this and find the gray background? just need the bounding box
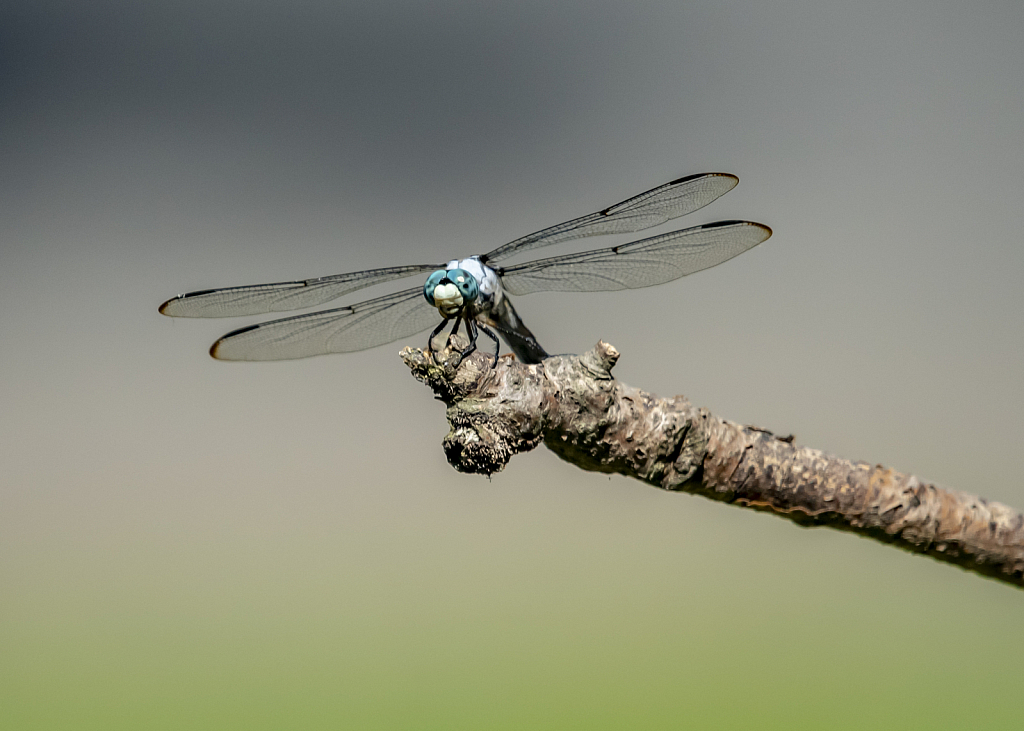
[3,1,1023,728]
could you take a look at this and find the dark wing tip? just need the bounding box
[702,219,773,241]
[667,172,739,186]
[158,298,176,315]
[209,339,226,359]
[742,221,772,240]
[209,322,261,360]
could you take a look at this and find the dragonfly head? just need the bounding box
[424,268,480,317]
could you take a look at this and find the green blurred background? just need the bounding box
[3,0,1023,728]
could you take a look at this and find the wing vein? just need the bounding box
[210,286,439,361]
[482,172,739,263]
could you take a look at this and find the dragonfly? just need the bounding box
[159,172,771,365]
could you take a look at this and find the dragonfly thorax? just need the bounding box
[446,256,501,299]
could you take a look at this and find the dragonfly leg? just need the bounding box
[444,313,464,351]
[425,317,450,362]
[450,317,482,367]
[474,322,501,369]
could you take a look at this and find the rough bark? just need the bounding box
[401,337,1024,590]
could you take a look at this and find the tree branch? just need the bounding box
[401,338,1024,590]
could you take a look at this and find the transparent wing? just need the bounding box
[481,172,739,264]
[159,263,442,318]
[499,220,771,295]
[210,286,440,361]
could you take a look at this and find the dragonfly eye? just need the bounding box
[423,270,447,306]
[447,268,480,302]
[424,268,479,308]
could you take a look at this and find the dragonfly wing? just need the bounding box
[499,221,771,295]
[210,286,440,361]
[160,263,442,318]
[482,172,739,264]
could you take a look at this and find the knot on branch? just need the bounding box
[400,334,555,474]
[400,337,626,475]
[579,340,620,378]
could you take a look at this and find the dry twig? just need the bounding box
[401,337,1024,589]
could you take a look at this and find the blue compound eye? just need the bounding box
[424,268,480,311]
[447,268,479,302]
[423,270,447,305]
